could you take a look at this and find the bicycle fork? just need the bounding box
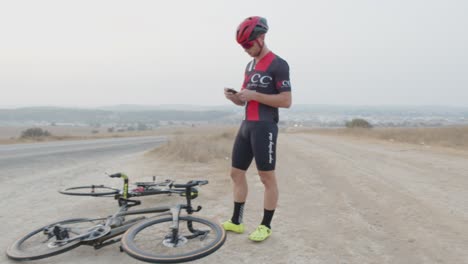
[164,205,209,247]
[166,205,183,246]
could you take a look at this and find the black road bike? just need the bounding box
[6,173,226,263]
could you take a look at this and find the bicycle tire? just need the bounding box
[6,218,97,261]
[59,185,119,196]
[121,216,226,263]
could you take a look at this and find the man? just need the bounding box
[223,16,292,242]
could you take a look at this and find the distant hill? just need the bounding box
[285,105,468,127]
[0,106,238,126]
[0,105,467,127]
[289,104,468,117]
[97,104,232,112]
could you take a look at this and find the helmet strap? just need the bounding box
[254,39,264,57]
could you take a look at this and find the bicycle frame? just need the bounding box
[112,173,184,199]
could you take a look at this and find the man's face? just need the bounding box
[242,38,263,57]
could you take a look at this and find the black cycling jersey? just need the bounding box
[241,51,291,123]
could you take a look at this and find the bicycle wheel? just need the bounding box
[59,185,119,196]
[6,218,99,261]
[121,216,226,263]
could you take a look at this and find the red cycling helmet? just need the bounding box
[236,16,269,45]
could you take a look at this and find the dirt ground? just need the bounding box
[2,133,468,264]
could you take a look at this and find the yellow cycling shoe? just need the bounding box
[222,220,245,234]
[248,225,271,242]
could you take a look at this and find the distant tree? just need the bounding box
[91,130,99,134]
[20,128,52,138]
[127,126,136,131]
[137,123,148,131]
[107,127,115,133]
[345,118,373,128]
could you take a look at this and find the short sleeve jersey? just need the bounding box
[241,51,291,123]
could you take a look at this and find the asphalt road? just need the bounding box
[0,136,167,179]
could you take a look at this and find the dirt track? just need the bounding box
[2,133,468,264]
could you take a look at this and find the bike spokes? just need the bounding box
[123,216,225,262]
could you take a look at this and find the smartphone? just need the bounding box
[226,88,238,94]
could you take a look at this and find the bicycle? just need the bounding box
[6,173,226,263]
[58,173,197,199]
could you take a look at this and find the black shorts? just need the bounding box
[231,121,278,171]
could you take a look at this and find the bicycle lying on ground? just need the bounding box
[58,173,197,199]
[6,173,226,263]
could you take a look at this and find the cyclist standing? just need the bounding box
[223,16,292,242]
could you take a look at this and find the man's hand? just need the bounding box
[224,88,245,106]
[239,90,292,108]
[238,89,257,102]
[224,88,238,99]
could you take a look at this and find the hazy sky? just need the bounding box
[0,0,467,107]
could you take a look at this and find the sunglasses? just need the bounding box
[241,41,255,49]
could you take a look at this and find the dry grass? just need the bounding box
[148,127,237,163]
[289,126,468,150]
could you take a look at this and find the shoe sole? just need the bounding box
[222,224,244,234]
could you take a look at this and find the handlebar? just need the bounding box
[109,173,122,178]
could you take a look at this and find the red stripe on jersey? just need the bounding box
[244,52,275,121]
[242,72,254,89]
[247,100,259,121]
[254,51,275,72]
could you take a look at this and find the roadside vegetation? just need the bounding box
[20,127,52,139]
[293,125,468,150]
[345,118,373,128]
[148,128,236,163]
[0,125,174,144]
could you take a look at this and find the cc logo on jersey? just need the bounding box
[251,74,272,85]
[277,80,291,88]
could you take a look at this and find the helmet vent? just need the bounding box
[239,27,249,39]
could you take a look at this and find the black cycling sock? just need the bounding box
[231,202,245,224]
[260,209,275,229]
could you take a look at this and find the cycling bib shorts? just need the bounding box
[232,121,278,171]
